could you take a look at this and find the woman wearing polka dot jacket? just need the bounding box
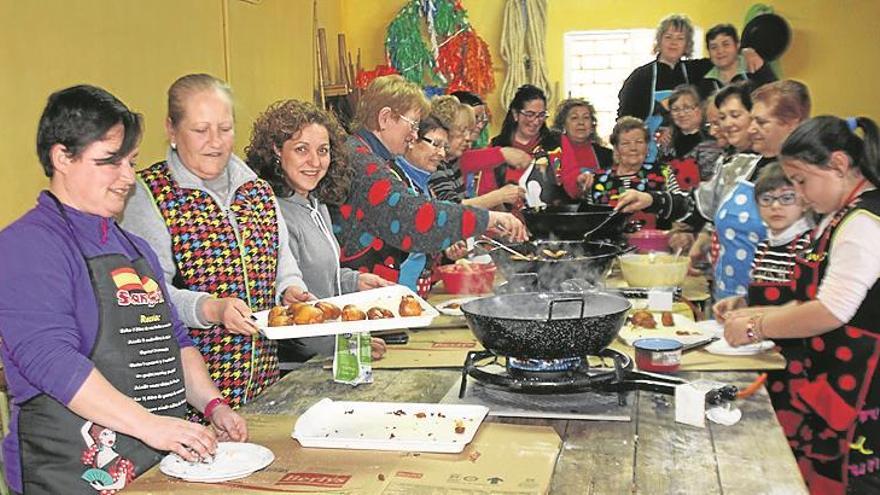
[329,76,527,296]
[722,116,880,495]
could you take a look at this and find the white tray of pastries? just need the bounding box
[254,285,438,339]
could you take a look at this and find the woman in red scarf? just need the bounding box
[552,98,613,199]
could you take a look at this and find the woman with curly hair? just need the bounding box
[246,99,388,361]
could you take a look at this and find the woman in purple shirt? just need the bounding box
[0,85,246,494]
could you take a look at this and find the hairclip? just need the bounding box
[846,117,858,132]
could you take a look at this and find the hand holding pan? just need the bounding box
[741,13,791,62]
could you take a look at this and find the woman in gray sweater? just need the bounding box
[246,100,389,360]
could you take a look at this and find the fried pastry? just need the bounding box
[315,301,342,320]
[341,304,367,321]
[398,295,423,316]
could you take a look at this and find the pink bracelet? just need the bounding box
[204,397,229,419]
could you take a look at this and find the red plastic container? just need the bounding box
[633,338,683,373]
[434,263,497,294]
[626,229,671,253]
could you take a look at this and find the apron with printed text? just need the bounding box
[17,195,186,494]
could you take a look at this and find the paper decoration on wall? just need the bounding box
[372,0,494,97]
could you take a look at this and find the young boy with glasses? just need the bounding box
[713,162,813,414]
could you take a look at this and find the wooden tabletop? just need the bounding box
[245,361,807,494]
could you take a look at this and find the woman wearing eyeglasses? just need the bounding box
[329,76,527,296]
[657,85,711,192]
[617,80,812,301]
[477,84,559,201]
[428,96,527,210]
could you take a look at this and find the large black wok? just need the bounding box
[461,292,631,359]
[487,240,624,288]
[522,202,629,240]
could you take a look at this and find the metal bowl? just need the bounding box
[521,203,628,240]
[487,240,622,289]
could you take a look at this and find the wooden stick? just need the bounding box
[317,27,331,85]
[337,33,349,87]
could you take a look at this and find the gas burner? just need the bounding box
[507,356,584,378]
[458,348,721,406]
[459,348,634,399]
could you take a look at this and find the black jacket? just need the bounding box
[618,58,713,120]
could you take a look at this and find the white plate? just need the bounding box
[292,398,488,453]
[160,442,274,482]
[435,297,481,316]
[705,339,776,356]
[617,312,710,346]
[255,285,439,340]
[695,319,724,338]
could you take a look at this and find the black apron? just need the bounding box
[17,195,187,494]
[746,236,809,417]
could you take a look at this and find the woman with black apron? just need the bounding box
[0,86,246,494]
[723,116,880,494]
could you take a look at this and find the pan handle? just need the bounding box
[548,297,585,321]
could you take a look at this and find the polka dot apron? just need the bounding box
[783,189,880,494]
[713,180,766,300]
[747,232,811,435]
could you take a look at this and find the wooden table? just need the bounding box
[243,361,807,494]
[128,276,803,494]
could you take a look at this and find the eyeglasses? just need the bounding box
[420,136,449,153]
[670,104,698,115]
[757,191,798,207]
[517,110,548,121]
[397,113,420,131]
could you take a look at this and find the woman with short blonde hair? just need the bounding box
[330,76,526,296]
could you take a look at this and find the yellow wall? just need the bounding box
[2,0,877,227]
[341,0,880,135]
[0,0,328,227]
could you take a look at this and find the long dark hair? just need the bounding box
[781,116,880,188]
[246,100,352,205]
[491,84,549,147]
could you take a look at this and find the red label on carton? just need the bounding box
[276,472,351,488]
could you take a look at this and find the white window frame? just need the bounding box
[563,28,704,142]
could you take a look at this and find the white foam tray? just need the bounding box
[255,285,439,340]
[292,398,488,453]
